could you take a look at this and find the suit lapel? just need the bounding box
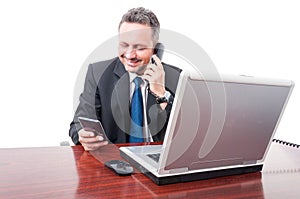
[110,60,131,136]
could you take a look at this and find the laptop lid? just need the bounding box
[157,70,294,174]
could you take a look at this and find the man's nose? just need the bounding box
[124,47,137,58]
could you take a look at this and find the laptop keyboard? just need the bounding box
[147,153,161,163]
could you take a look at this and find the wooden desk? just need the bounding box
[0,142,299,199]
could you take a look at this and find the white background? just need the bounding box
[0,0,299,148]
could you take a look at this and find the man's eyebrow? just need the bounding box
[119,41,128,45]
[133,44,148,48]
[119,42,150,48]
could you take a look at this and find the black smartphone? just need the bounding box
[78,117,108,140]
[151,43,164,65]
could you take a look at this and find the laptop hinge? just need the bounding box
[169,167,189,174]
[243,160,257,165]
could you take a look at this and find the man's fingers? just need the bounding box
[151,55,163,68]
[79,135,104,143]
[78,129,95,137]
[143,68,155,76]
[83,141,108,151]
[81,136,108,151]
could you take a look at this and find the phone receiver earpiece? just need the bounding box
[153,43,164,61]
[150,56,156,65]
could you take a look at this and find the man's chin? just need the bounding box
[125,64,147,75]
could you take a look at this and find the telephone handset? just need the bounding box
[151,43,165,65]
[149,42,172,104]
[136,43,164,75]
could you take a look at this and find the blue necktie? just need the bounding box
[129,77,144,143]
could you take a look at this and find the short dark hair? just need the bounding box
[118,7,160,44]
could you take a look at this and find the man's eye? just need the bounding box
[119,43,128,48]
[119,45,129,52]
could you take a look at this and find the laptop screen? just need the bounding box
[161,73,293,172]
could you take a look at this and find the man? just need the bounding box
[69,7,181,150]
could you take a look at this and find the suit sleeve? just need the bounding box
[147,95,172,141]
[69,64,100,145]
[148,64,182,142]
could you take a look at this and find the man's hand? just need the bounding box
[142,55,168,109]
[142,55,165,96]
[78,129,108,151]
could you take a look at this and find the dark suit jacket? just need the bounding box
[69,57,181,144]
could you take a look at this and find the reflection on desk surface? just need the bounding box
[0,147,79,199]
[0,142,299,199]
[131,172,263,198]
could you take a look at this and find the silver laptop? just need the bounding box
[120,70,294,185]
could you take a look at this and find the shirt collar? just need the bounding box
[128,72,147,86]
[128,72,137,83]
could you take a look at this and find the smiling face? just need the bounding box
[118,22,154,74]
